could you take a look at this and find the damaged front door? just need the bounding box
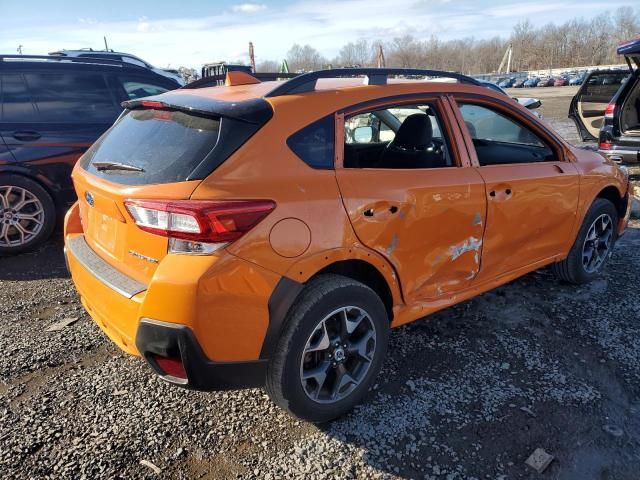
[336,99,487,302]
[454,99,580,280]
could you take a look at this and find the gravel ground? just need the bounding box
[2,88,640,479]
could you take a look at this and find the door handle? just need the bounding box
[554,164,565,174]
[13,131,41,141]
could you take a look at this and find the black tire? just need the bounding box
[0,174,56,255]
[552,198,618,284]
[265,274,389,423]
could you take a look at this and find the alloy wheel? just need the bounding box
[0,186,45,248]
[582,213,613,274]
[299,306,377,404]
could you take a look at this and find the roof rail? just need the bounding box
[264,68,482,97]
[0,54,131,68]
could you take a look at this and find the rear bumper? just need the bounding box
[64,202,286,389]
[599,146,640,164]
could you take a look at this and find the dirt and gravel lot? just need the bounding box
[1,86,640,480]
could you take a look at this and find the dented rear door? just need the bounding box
[335,99,487,302]
[336,168,486,301]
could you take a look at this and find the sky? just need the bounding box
[1,0,635,69]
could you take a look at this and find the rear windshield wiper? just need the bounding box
[92,161,145,173]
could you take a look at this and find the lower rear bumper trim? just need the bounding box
[136,319,267,390]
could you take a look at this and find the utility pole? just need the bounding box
[17,45,23,55]
[376,44,385,68]
[497,43,513,74]
[249,42,256,72]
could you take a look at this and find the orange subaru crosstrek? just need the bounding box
[64,68,632,422]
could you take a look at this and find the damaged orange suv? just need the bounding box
[64,68,632,422]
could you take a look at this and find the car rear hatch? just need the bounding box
[618,37,640,69]
[73,89,273,285]
[568,70,630,141]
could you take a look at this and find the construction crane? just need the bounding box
[497,43,513,74]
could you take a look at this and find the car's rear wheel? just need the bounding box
[0,174,56,255]
[552,198,618,284]
[265,274,389,423]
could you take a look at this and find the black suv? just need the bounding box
[0,55,180,254]
[569,38,640,165]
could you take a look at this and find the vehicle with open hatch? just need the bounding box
[0,54,180,254]
[64,67,632,422]
[569,37,640,164]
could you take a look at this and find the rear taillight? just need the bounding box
[599,141,613,150]
[604,101,616,120]
[125,199,275,255]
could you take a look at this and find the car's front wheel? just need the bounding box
[266,274,389,423]
[552,198,618,284]
[0,174,56,255]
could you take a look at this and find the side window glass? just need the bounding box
[287,115,334,169]
[582,73,628,102]
[25,73,119,123]
[120,78,170,99]
[458,103,554,166]
[344,103,452,169]
[0,74,37,122]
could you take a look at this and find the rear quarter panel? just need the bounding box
[570,146,629,232]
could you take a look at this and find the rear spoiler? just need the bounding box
[122,94,272,125]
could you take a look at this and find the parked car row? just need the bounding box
[493,69,628,89]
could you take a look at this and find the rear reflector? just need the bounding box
[125,199,276,244]
[152,354,187,379]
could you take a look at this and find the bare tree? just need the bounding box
[286,44,327,72]
[280,6,640,74]
[337,39,375,67]
[256,60,280,72]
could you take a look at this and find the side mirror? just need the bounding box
[515,97,542,110]
[353,126,373,143]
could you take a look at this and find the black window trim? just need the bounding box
[451,93,566,166]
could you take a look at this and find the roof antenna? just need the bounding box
[103,36,110,52]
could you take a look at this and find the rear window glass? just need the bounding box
[287,115,334,169]
[582,72,630,102]
[80,108,220,185]
[120,78,169,99]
